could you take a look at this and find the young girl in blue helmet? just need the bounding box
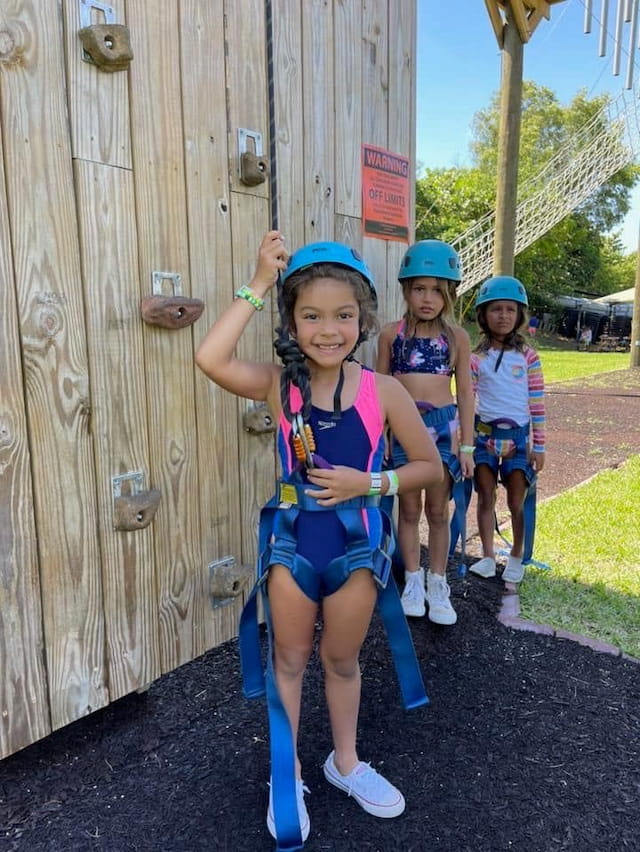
[196,231,441,849]
[469,275,546,583]
[377,240,475,624]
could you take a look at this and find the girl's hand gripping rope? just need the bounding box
[250,230,289,298]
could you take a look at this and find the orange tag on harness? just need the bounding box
[279,483,298,506]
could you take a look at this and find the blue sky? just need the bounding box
[416,0,640,252]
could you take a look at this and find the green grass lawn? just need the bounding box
[535,342,629,384]
[521,456,640,659]
[506,338,639,658]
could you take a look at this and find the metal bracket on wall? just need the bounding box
[151,271,182,296]
[237,128,268,186]
[111,471,161,532]
[78,0,132,72]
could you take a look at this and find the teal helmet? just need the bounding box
[475,275,528,308]
[398,240,462,283]
[282,240,376,304]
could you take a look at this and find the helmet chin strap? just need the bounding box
[331,333,364,420]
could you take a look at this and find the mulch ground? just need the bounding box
[2,370,639,852]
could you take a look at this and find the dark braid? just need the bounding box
[273,334,312,422]
[273,271,312,422]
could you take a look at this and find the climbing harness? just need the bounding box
[240,239,426,849]
[451,419,551,575]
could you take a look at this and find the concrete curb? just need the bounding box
[497,584,640,664]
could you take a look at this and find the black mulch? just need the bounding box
[2,565,639,852]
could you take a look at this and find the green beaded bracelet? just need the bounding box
[235,285,264,311]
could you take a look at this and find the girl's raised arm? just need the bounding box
[195,231,288,403]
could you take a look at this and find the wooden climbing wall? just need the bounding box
[0,0,415,760]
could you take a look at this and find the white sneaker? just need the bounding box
[400,569,425,617]
[426,571,457,625]
[502,556,524,583]
[323,751,405,818]
[266,777,310,842]
[469,556,497,578]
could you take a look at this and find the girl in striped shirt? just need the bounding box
[468,276,545,584]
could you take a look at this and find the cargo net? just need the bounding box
[452,84,640,296]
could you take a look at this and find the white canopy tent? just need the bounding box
[594,288,635,304]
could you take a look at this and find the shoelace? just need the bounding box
[404,576,426,604]
[344,762,376,796]
[428,577,451,604]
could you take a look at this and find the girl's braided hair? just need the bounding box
[274,263,378,422]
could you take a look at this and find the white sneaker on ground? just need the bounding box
[323,751,405,818]
[469,556,497,578]
[502,556,524,583]
[266,778,310,842]
[400,568,425,617]
[426,571,457,625]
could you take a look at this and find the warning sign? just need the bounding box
[362,144,410,242]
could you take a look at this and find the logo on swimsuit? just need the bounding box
[317,420,337,430]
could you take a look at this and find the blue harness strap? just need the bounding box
[449,477,473,576]
[238,489,427,849]
[495,475,551,571]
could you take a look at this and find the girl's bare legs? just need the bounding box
[320,568,377,774]
[475,464,498,560]
[267,563,319,778]
[504,469,528,558]
[423,469,457,624]
[423,469,452,575]
[397,490,423,572]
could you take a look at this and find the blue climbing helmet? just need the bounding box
[475,275,529,308]
[398,240,462,283]
[282,240,377,304]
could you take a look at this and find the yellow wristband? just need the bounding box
[235,285,264,311]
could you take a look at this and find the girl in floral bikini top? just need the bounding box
[377,239,475,625]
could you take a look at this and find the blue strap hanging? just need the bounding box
[496,475,551,571]
[238,494,428,849]
[449,477,473,576]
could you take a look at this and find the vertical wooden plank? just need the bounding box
[74,160,161,698]
[225,0,276,567]
[0,0,107,731]
[335,0,362,219]
[302,0,334,240]
[272,0,305,247]
[62,0,131,167]
[386,0,416,321]
[126,0,204,669]
[0,132,50,760]
[181,0,244,649]
[230,194,274,566]
[225,0,270,200]
[362,0,391,328]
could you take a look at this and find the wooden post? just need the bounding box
[493,3,524,276]
[631,223,640,367]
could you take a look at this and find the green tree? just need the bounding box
[416,81,640,311]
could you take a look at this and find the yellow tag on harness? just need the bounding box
[279,483,298,505]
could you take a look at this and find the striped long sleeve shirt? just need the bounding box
[470,346,546,452]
